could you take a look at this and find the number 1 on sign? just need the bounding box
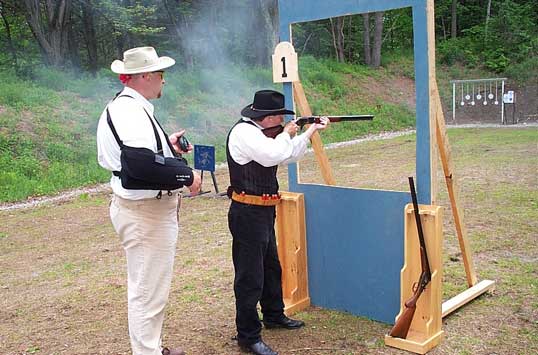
[272,41,298,83]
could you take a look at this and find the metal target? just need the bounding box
[451,78,507,122]
[476,83,482,100]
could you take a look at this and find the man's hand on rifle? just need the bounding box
[283,120,299,138]
[302,116,329,139]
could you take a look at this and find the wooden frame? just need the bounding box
[276,0,494,333]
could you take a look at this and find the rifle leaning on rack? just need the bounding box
[262,115,374,138]
[389,176,432,339]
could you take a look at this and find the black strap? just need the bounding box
[105,94,163,153]
[151,113,179,157]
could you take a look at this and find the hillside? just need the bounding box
[0,56,536,203]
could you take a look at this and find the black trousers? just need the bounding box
[228,201,285,345]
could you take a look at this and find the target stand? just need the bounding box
[451,78,507,124]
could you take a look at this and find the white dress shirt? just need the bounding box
[97,87,177,200]
[228,117,310,167]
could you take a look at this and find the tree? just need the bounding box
[363,11,384,67]
[451,0,457,38]
[362,13,371,65]
[371,12,384,67]
[0,0,18,67]
[22,0,72,66]
[257,0,278,66]
[330,16,345,62]
[80,0,97,73]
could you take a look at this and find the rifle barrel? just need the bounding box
[295,115,374,127]
[408,177,432,278]
[327,115,374,122]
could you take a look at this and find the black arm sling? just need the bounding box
[106,94,193,191]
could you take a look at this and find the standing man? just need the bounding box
[227,90,329,355]
[97,46,201,355]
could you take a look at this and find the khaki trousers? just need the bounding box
[110,193,180,355]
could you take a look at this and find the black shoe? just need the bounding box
[239,340,278,355]
[263,316,305,329]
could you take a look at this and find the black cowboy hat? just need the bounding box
[241,90,295,120]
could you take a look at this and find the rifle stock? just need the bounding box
[389,298,418,339]
[389,271,428,338]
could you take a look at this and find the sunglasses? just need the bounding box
[151,71,164,79]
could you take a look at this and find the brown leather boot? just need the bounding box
[162,347,185,355]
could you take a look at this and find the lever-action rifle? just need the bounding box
[295,115,373,128]
[262,114,374,138]
[388,176,432,339]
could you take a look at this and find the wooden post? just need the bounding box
[275,191,310,315]
[426,0,439,205]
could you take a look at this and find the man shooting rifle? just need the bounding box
[389,176,432,339]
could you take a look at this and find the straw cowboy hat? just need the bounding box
[111,46,175,74]
[241,90,295,120]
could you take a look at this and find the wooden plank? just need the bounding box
[442,280,495,318]
[275,191,311,315]
[292,81,336,185]
[427,0,439,205]
[433,83,478,287]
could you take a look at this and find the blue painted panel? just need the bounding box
[412,4,432,204]
[280,0,419,25]
[295,184,410,323]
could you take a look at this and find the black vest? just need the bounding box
[226,120,279,196]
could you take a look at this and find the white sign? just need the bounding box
[503,90,515,104]
[272,41,299,83]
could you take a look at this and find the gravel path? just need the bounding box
[1,122,536,212]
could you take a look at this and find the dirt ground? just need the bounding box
[1,125,537,355]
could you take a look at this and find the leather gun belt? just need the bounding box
[231,191,281,206]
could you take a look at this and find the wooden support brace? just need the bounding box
[432,84,478,287]
[292,81,336,185]
[442,279,495,318]
[432,82,496,316]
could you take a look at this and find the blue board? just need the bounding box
[279,0,433,324]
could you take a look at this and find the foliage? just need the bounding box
[436,0,538,73]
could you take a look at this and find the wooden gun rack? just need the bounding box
[385,204,444,354]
